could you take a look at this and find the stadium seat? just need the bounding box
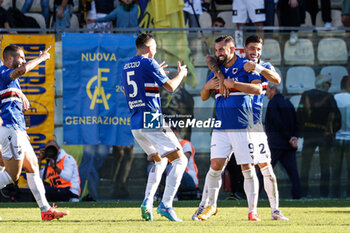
[54,126,63,147]
[261,38,281,65]
[289,95,302,110]
[55,41,62,69]
[316,9,343,27]
[15,0,54,13]
[55,69,63,97]
[274,12,279,26]
[284,38,315,65]
[190,131,211,153]
[217,11,236,28]
[0,0,12,9]
[199,12,212,28]
[214,2,232,11]
[331,0,344,9]
[55,97,63,126]
[320,66,349,93]
[70,14,80,29]
[185,68,210,95]
[24,13,46,28]
[317,38,348,64]
[193,96,215,121]
[301,11,313,27]
[286,66,316,94]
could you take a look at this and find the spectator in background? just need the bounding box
[306,0,332,27]
[332,75,350,197]
[0,0,16,33]
[297,75,341,198]
[277,0,305,44]
[232,0,265,47]
[264,0,275,26]
[87,0,139,28]
[183,0,203,28]
[85,0,114,31]
[79,145,110,201]
[21,0,50,28]
[265,82,302,199]
[342,0,350,27]
[53,0,74,29]
[39,140,80,202]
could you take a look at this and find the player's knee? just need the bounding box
[172,154,188,166]
[242,168,256,179]
[261,165,276,180]
[208,167,222,178]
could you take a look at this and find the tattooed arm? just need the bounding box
[10,47,51,81]
[205,55,229,97]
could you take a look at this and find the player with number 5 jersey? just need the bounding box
[121,33,188,222]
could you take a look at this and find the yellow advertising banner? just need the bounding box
[1,34,55,187]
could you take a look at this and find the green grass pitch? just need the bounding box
[0,200,349,233]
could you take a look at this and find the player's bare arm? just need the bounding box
[224,79,262,95]
[10,46,51,80]
[163,61,187,92]
[201,77,219,101]
[205,55,229,97]
[244,61,281,84]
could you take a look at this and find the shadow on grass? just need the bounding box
[0,199,349,208]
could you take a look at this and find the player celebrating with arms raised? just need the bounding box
[122,33,188,222]
[0,45,68,220]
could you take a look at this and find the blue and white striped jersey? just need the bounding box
[122,56,169,129]
[208,55,260,129]
[0,65,26,131]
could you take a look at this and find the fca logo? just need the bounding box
[143,110,162,128]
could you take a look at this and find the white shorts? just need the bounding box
[210,129,256,165]
[132,126,182,157]
[0,126,34,161]
[250,123,271,164]
[232,0,266,23]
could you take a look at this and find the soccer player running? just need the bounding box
[121,33,188,222]
[0,45,68,220]
[242,35,288,220]
[193,35,263,221]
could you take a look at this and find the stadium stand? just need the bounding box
[317,38,348,64]
[284,38,315,65]
[315,9,343,27]
[24,12,45,28]
[190,131,211,153]
[289,94,302,110]
[192,40,208,67]
[217,11,236,28]
[193,96,215,120]
[301,11,313,27]
[199,11,212,28]
[185,68,210,95]
[70,13,80,29]
[320,66,349,93]
[286,66,316,94]
[261,38,282,65]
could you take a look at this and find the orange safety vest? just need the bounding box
[179,139,199,188]
[46,155,72,189]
